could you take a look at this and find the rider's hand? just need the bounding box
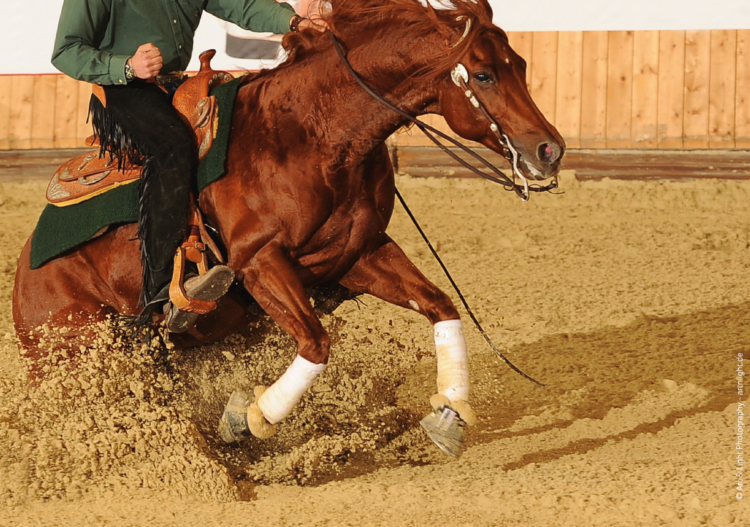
[129,43,163,80]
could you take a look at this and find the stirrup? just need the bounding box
[165,265,234,333]
[165,201,233,333]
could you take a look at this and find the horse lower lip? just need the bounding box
[523,166,556,182]
[518,161,549,181]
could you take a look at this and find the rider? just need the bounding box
[51,0,324,331]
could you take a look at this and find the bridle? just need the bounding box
[327,30,559,202]
[449,63,531,200]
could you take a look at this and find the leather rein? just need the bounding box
[327,30,558,202]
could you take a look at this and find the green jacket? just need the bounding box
[52,0,296,86]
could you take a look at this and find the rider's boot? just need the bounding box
[161,203,234,334]
[164,265,234,333]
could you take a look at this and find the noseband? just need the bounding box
[327,30,558,201]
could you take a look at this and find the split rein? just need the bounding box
[328,31,545,386]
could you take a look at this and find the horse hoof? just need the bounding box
[166,265,235,333]
[218,390,252,443]
[420,405,466,457]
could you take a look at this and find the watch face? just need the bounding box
[125,63,135,80]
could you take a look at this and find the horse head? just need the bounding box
[301,0,565,183]
[436,1,565,182]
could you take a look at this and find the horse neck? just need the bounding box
[267,29,447,154]
[334,32,446,141]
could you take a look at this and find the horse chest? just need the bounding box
[292,196,386,277]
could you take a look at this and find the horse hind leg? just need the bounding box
[220,245,330,442]
[12,232,137,378]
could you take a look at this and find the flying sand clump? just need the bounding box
[0,319,237,505]
[0,311,439,505]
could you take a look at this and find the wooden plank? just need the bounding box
[9,76,35,150]
[54,75,80,148]
[76,81,93,146]
[0,76,12,150]
[555,31,583,149]
[606,31,634,148]
[31,75,57,149]
[530,32,558,127]
[737,30,750,148]
[507,31,533,88]
[707,30,737,148]
[1,30,746,153]
[683,30,711,148]
[9,145,750,182]
[0,148,88,180]
[560,150,750,172]
[631,31,660,148]
[393,146,750,180]
[580,31,608,148]
[657,31,685,148]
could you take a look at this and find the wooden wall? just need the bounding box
[1,29,749,151]
[0,74,92,150]
[392,29,750,150]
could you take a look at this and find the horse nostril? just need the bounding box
[538,143,559,164]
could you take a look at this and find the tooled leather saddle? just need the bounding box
[46,50,234,207]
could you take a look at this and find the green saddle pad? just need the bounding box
[29,76,242,270]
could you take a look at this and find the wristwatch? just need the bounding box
[289,14,305,32]
[124,59,135,82]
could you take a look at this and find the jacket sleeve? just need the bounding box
[206,0,296,35]
[51,0,130,85]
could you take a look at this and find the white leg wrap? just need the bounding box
[434,319,469,402]
[256,355,326,424]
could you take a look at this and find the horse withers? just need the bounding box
[12,0,564,457]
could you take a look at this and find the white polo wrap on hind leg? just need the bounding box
[257,355,326,424]
[434,319,469,402]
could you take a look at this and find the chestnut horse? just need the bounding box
[13,0,563,450]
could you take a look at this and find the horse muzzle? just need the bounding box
[516,141,564,181]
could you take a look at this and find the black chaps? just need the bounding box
[91,80,196,306]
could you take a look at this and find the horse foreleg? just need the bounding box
[339,235,477,436]
[228,245,330,440]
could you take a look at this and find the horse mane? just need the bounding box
[243,0,498,85]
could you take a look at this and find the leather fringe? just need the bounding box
[89,94,162,308]
[137,161,158,307]
[88,95,147,170]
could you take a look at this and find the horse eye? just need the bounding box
[473,72,493,83]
